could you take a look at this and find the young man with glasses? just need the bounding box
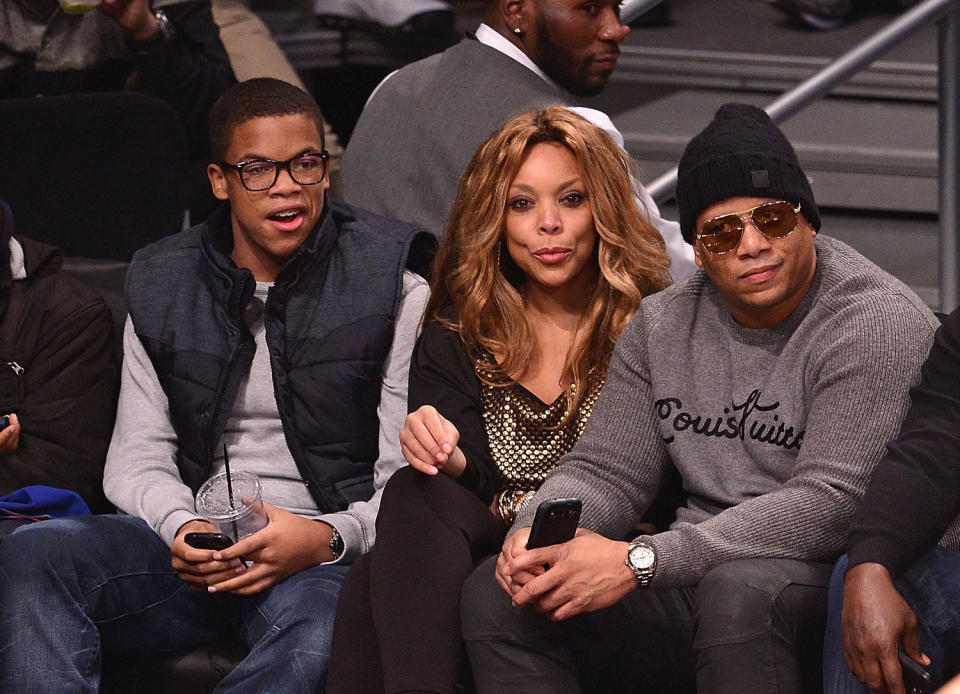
[0,77,432,693]
[459,103,939,693]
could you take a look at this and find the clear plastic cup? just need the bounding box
[58,0,102,13]
[195,470,268,542]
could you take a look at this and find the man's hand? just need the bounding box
[171,519,246,591]
[399,405,466,478]
[204,502,334,596]
[499,529,636,621]
[842,562,929,694]
[98,0,159,41]
[0,413,21,455]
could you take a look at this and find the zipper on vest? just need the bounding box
[206,275,253,466]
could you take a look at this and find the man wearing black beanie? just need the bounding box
[460,103,939,693]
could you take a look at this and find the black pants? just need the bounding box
[326,467,505,694]
[461,554,833,694]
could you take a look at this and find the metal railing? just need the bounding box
[623,0,960,311]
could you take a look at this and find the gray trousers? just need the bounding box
[461,555,833,694]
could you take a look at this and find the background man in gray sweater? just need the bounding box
[460,104,939,693]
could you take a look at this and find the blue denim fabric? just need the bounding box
[823,550,960,693]
[0,514,347,694]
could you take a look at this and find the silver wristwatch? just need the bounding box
[329,526,343,561]
[626,537,657,587]
[129,9,175,54]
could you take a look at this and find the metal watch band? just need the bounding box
[128,9,174,54]
[626,537,657,587]
[329,526,343,561]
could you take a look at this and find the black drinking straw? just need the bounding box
[223,444,239,541]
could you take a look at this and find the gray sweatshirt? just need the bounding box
[103,271,428,563]
[513,235,938,589]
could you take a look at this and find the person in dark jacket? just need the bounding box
[0,0,236,159]
[0,198,119,528]
[824,307,960,693]
[0,78,432,693]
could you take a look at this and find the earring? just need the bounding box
[513,27,522,35]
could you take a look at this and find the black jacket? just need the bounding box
[0,201,119,512]
[848,307,960,576]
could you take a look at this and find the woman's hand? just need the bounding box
[399,405,466,478]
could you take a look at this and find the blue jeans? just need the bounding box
[0,514,348,694]
[823,551,960,693]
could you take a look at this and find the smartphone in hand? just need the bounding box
[899,650,933,694]
[184,532,235,551]
[526,498,582,549]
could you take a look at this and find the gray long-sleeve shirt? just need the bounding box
[513,235,938,589]
[104,270,428,563]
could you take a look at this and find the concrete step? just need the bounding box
[606,89,938,214]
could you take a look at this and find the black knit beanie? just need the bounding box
[676,103,820,244]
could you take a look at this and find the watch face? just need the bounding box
[629,544,655,571]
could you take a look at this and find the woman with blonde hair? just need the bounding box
[326,106,671,694]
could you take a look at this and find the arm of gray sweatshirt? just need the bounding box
[315,271,428,564]
[103,317,199,545]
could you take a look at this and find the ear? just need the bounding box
[693,241,704,268]
[503,0,527,31]
[207,163,230,201]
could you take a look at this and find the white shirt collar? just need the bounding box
[474,23,565,94]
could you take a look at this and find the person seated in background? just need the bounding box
[0,77,432,693]
[0,0,235,159]
[0,198,118,532]
[823,307,960,693]
[459,103,939,694]
[325,106,672,694]
[341,0,698,280]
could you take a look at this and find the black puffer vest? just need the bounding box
[125,202,431,512]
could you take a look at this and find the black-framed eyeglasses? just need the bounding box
[218,151,329,192]
[696,200,801,255]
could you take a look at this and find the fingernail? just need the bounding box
[442,444,451,453]
[503,565,511,575]
[213,552,223,561]
[207,586,217,593]
[236,566,246,574]
[428,466,438,475]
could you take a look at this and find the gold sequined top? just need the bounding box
[474,350,606,525]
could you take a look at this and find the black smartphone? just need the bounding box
[526,498,582,549]
[899,650,933,694]
[0,415,10,430]
[184,532,235,551]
